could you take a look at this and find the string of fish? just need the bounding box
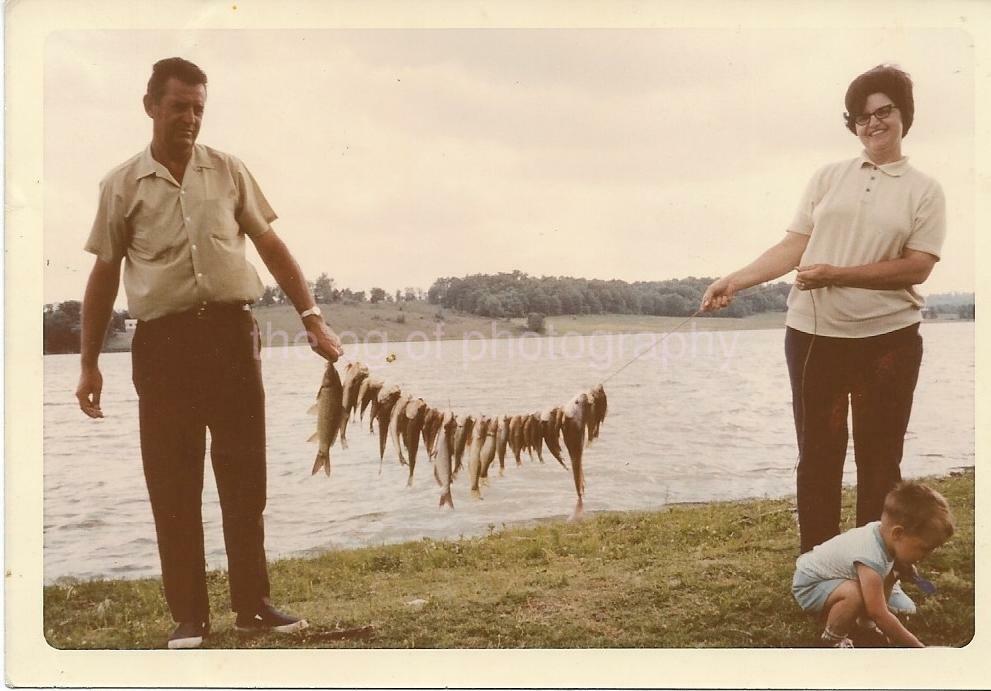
[307,281,791,517]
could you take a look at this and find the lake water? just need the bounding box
[44,322,975,583]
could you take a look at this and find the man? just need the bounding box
[75,57,343,649]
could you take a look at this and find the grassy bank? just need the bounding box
[43,469,973,649]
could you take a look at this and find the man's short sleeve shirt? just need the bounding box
[85,144,276,320]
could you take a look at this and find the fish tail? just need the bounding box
[311,451,330,477]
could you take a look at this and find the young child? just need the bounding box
[792,481,955,647]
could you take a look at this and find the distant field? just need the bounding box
[100,302,969,353]
[254,302,789,347]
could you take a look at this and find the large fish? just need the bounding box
[339,362,369,449]
[508,414,525,466]
[388,393,412,465]
[468,414,488,499]
[540,406,568,470]
[375,385,402,467]
[403,398,428,486]
[528,412,545,463]
[562,393,592,519]
[479,417,498,484]
[307,362,344,476]
[360,378,384,428]
[433,411,457,508]
[495,415,510,475]
[453,413,475,476]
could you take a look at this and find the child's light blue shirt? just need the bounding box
[792,521,896,613]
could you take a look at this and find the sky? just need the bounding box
[43,27,977,306]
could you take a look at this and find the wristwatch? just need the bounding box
[300,305,322,320]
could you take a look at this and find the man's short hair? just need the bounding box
[883,481,955,542]
[146,57,208,104]
[843,64,915,137]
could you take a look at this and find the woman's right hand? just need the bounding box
[701,276,736,312]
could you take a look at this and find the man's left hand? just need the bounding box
[303,317,344,361]
[795,264,838,291]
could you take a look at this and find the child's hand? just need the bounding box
[858,564,924,647]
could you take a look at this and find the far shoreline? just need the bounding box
[53,302,974,355]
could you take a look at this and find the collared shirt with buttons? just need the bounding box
[85,143,276,321]
[784,152,946,338]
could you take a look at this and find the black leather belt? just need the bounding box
[141,302,252,325]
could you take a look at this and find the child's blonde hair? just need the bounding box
[883,481,955,542]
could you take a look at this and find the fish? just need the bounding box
[495,415,510,475]
[590,383,607,441]
[562,393,592,519]
[422,408,444,459]
[307,362,344,477]
[361,379,384,429]
[375,385,402,468]
[508,414,524,466]
[479,417,498,484]
[433,411,457,508]
[521,415,534,462]
[453,413,474,476]
[403,398,428,486]
[339,362,369,449]
[528,412,545,463]
[541,406,568,470]
[468,414,488,498]
[389,393,412,465]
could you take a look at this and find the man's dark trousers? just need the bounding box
[132,305,270,622]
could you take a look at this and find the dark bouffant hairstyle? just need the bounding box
[883,481,954,542]
[146,57,208,103]
[843,64,914,137]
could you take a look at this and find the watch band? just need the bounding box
[300,305,322,319]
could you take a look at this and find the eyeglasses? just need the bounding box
[848,104,898,127]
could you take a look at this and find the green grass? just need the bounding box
[43,469,974,649]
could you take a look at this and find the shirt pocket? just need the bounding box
[128,200,184,262]
[198,197,239,241]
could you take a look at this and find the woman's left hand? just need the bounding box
[795,264,838,290]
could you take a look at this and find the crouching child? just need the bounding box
[791,481,955,647]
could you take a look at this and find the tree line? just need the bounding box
[426,271,791,319]
[258,273,423,307]
[44,301,127,355]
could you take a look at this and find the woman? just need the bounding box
[701,65,945,612]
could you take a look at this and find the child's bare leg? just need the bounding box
[821,580,865,638]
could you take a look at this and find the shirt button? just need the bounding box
[180,189,186,194]
[185,217,191,222]
[866,188,871,192]
[191,244,197,251]
[197,272,203,278]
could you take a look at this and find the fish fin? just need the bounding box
[307,431,319,443]
[306,404,319,416]
[311,452,328,476]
